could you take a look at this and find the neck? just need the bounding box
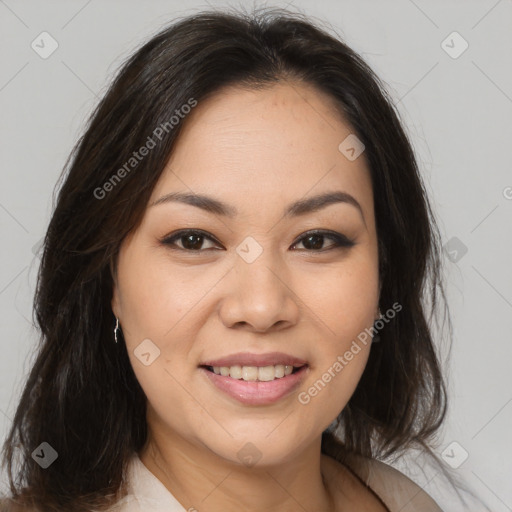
[138,428,336,512]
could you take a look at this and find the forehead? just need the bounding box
[150,81,373,221]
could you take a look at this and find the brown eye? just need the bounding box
[161,230,220,251]
[292,230,356,252]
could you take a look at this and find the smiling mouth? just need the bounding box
[201,364,307,382]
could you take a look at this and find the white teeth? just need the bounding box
[242,366,259,381]
[258,366,275,381]
[210,364,303,381]
[274,365,285,378]
[229,365,242,379]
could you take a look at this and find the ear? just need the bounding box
[111,283,121,319]
[110,257,121,318]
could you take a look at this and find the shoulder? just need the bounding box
[344,455,445,512]
[0,498,31,512]
[0,495,140,512]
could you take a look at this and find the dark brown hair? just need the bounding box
[1,6,478,511]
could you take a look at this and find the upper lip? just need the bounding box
[200,352,308,368]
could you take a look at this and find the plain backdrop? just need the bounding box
[1,1,511,510]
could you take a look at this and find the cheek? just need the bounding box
[294,255,377,418]
[296,255,379,338]
[116,245,202,344]
[297,337,372,429]
[130,357,209,446]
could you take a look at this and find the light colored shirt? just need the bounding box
[107,453,186,512]
[109,452,443,512]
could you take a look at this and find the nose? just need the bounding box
[218,250,300,333]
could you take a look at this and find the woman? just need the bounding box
[1,6,471,511]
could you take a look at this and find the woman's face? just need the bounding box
[112,81,380,466]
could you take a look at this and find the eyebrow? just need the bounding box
[150,190,365,224]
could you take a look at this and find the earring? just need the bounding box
[114,317,120,344]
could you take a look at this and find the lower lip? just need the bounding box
[200,366,308,405]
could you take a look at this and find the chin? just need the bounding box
[200,429,313,469]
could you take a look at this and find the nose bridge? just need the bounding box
[219,237,299,331]
[235,241,287,304]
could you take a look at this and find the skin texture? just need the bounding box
[111,81,384,511]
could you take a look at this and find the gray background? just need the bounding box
[1,0,511,510]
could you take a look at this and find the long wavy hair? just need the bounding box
[1,6,474,511]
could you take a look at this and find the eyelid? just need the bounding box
[291,229,355,250]
[160,228,356,252]
[160,229,221,251]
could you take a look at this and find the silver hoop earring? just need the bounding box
[114,317,120,344]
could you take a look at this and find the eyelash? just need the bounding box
[160,229,356,253]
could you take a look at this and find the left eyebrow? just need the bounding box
[150,190,366,225]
